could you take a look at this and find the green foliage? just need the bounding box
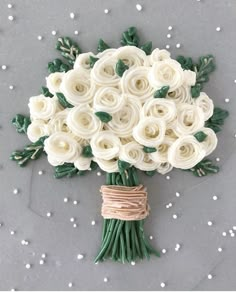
[12,114,31,134]
[118,160,130,173]
[95,111,112,123]
[41,86,53,97]
[143,146,157,153]
[97,39,110,52]
[194,131,207,142]
[154,86,170,98]
[54,163,79,178]
[115,59,129,77]
[121,26,139,47]
[176,56,193,70]
[56,37,81,65]
[140,41,152,55]
[47,58,70,73]
[82,145,93,158]
[205,107,229,133]
[89,56,99,68]
[186,159,219,177]
[56,92,74,109]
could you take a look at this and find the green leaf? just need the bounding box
[12,114,31,134]
[194,131,207,142]
[89,56,99,68]
[176,56,193,70]
[191,84,202,98]
[82,145,93,158]
[41,86,54,97]
[115,59,129,77]
[54,163,79,179]
[143,146,157,153]
[95,111,112,123]
[145,170,156,177]
[47,58,70,73]
[185,159,219,177]
[121,26,139,47]
[10,136,47,167]
[56,37,81,65]
[154,86,170,98]
[205,107,229,133]
[140,41,152,55]
[90,160,98,171]
[56,92,74,109]
[97,39,110,53]
[118,160,130,173]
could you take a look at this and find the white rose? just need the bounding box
[197,127,218,156]
[73,52,95,70]
[175,104,205,135]
[97,48,117,58]
[120,136,135,145]
[150,137,175,163]
[27,120,49,142]
[135,153,159,171]
[90,55,120,87]
[67,104,102,139]
[156,162,173,174]
[149,59,185,91]
[168,135,206,169]
[93,87,125,114]
[28,95,60,120]
[44,132,81,166]
[133,117,166,147]
[60,68,95,106]
[74,157,92,171]
[183,70,196,86]
[121,67,154,103]
[165,127,179,139]
[166,85,193,104]
[149,48,171,65]
[90,131,121,160]
[195,92,214,121]
[142,98,176,123]
[46,72,65,95]
[48,108,71,134]
[119,141,144,165]
[113,46,149,67]
[94,157,119,173]
[105,96,141,137]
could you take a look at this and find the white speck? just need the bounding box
[165,45,170,49]
[104,9,109,14]
[176,192,180,197]
[233,226,236,230]
[162,249,167,254]
[167,34,171,39]
[70,12,75,19]
[73,223,77,228]
[168,26,173,30]
[131,261,136,266]
[160,282,166,288]
[208,274,213,280]
[225,98,230,103]
[70,217,75,222]
[73,200,78,205]
[91,220,96,226]
[13,188,19,195]
[38,170,43,175]
[234,79,236,83]
[10,230,15,235]
[21,240,27,245]
[9,85,14,90]
[64,197,69,203]
[212,195,218,201]
[166,175,170,180]
[8,15,14,21]
[37,35,43,41]
[51,30,57,36]
[25,263,31,269]
[136,4,142,11]
[149,235,153,240]
[229,229,233,234]
[216,157,220,162]
[39,259,44,265]
[74,30,79,35]
[2,65,7,70]
[208,221,213,226]
[8,4,13,8]
[77,254,84,260]
[234,134,236,138]
[218,247,223,252]
[97,171,102,176]
[10,289,15,292]
[222,231,227,237]
[68,282,73,288]
[0,222,3,227]
[41,253,46,259]
[216,27,221,32]
[103,277,108,283]
[230,233,235,237]
[176,43,181,48]
[46,212,52,217]
[172,214,178,220]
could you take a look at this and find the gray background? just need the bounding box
[0,0,236,290]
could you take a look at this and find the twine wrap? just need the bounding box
[100,184,150,221]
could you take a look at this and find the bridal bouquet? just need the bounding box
[11,27,228,263]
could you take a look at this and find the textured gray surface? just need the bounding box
[0,0,236,290]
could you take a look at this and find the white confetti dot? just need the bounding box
[162,249,167,254]
[229,229,233,234]
[173,214,178,219]
[38,170,43,175]
[70,12,75,19]
[136,4,142,11]
[160,282,166,288]
[9,85,14,90]
[218,247,223,252]
[13,188,19,195]
[216,27,221,32]
[222,232,227,237]
[131,261,136,266]
[0,223,3,227]
[233,226,236,230]
[68,282,73,288]
[166,175,170,180]
[25,263,31,269]
[168,26,173,30]
[41,253,46,258]
[167,34,171,39]
[234,80,236,83]
[64,197,68,203]
[2,65,7,70]
[149,235,153,240]
[8,4,13,8]
[73,200,78,205]
[165,45,170,49]
[104,9,109,14]
[37,35,43,41]
[208,274,213,280]
[70,217,75,222]
[77,254,84,260]
[91,220,96,226]
[10,289,15,292]
[208,221,213,226]
[216,157,220,162]
[46,212,52,217]
[97,171,101,176]
[225,98,230,103]
[73,223,77,228]
[74,30,79,35]
[103,277,108,283]
[176,43,181,48]
[8,15,14,21]
[176,192,180,197]
[10,230,15,235]
[230,233,235,237]
[51,30,57,36]
[212,195,218,201]
[39,259,44,265]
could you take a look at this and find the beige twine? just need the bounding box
[100,184,150,221]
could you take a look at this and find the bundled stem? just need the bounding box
[95,167,160,263]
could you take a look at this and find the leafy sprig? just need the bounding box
[97,39,110,53]
[121,27,140,47]
[56,37,81,65]
[47,58,70,73]
[12,114,31,134]
[176,56,193,70]
[205,107,229,133]
[115,59,129,77]
[41,86,53,97]
[185,159,219,177]
[56,92,74,109]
